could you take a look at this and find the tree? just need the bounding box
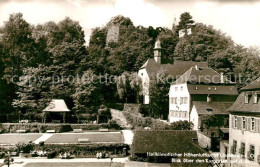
[149,69,171,119]
[168,120,194,130]
[1,13,36,80]
[72,70,103,123]
[174,38,194,61]
[200,115,218,134]
[176,12,195,32]
[157,28,178,64]
[115,72,142,103]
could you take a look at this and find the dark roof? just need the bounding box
[174,67,234,85]
[132,130,205,154]
[192,101,233,115]
[241,77,260,91]
[187,84,238,95]
[139,59,208,79]
[169,60,208,77]
[228,91,260,114]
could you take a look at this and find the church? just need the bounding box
[138,39,208,104]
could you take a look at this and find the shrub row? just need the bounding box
[0,123,109,133]
[36,143,129,158]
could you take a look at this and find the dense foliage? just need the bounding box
[0,12,259,122]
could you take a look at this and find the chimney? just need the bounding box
[220,72,224,83]
[154,39,161,64]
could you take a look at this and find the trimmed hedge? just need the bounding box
[0,123,109,133]
[35,143,129,158]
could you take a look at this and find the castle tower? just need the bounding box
[154,39,162,64]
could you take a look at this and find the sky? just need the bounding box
[0,0,260,47]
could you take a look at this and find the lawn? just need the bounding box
[45,132,123,144]
[23,162,125,167]
[0,134,42,145]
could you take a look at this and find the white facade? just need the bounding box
[229,114,260,167]
[138,68,150,104]
[169,83,190,123]
[190,105,199,130]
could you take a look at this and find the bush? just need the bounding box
[47,151,57,159]
[30,127,39,133]
[16,142,34,153]
[59,125,73,133]
[167,120,193,130]
[0,152,5,159]
[123,111,168,130]
[108,120,121,130]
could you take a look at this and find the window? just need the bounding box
[249,145,255,161]
[184,111,187,118]
[251,118,255,131]
[181,86,183,91]
[175,87,178,91]
[242,117,246,130]
[240,142,245,158]
[184,97,188,104]
[253,93,258,104]
[233,140,237,154]
[179,111,181,118]
[171,97,177,104]
[180,97,183,104]
[234,116,238,128]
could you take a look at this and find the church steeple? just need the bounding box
[154,39,162,64]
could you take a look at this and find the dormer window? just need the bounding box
[253,93,258,104]
[208,87,211,91]
[214,87,217,91]
[245,94,249,103]
[207,95,211,102]
[195,86,198,90]
[206,108,213,112]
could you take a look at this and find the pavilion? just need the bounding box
[43,99,70,123]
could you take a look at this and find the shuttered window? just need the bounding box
[242,117,246,130]
[234,116,238,128]
[251,118,255,132]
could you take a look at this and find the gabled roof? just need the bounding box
[193,101,233,115]
[132,130,205,154]
[228,91,260,114]
[43,99,70,112]
[174,67,234,85]
[241,77,260,91]
[139,58,208,80]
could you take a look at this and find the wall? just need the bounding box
[138,68,150,104]
[190,105,199,130]
[229,114,260,167]
[169,83,190,123]
[197,131,211,149]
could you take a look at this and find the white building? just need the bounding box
[138,39,208,104]
[228,77,260,167]
[169,66,238,124]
